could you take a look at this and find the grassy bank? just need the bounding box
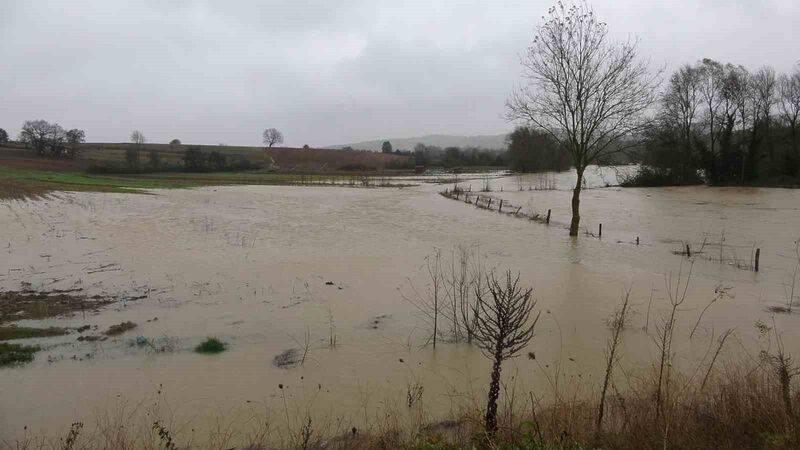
[5,359,797,449]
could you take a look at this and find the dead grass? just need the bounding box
[0,290,114,323]
[0,326,68,341]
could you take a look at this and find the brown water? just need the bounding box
[1,169,799,443]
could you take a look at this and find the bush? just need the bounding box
[619,165,704,187]
[195,337,227,354]
[0,342,40,366]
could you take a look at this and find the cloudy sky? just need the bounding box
[1,0,797,147]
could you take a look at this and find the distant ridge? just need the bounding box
[329,133,510,152]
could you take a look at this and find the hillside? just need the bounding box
[329,133,510,152]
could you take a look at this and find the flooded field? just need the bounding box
[1,168,799,443]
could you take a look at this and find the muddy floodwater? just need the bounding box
[2,167,799,442]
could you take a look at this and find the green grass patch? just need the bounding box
[0,326,68,341]
[0,342,41,366]
[195,337,227,354]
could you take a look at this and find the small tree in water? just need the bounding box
[473,271,540,436]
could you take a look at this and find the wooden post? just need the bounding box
[469,185,472,192]
[546,209,551,224]
[487,198,492,209]
[498,199,503,213]
[515,206,522,215]
[755,248,760,272]
[599,223,602,238]
[686,244,691,258]
[636,236,640,246]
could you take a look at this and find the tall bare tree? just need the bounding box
[128,130,146,168]
[661,64,702,181]
[262,128,284,148]
[507,2,660,236]
[699,59,724,162]
[779,66,800,159]
[473,271,540,435]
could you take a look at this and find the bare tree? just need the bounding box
[262,128,284,148]
[472,271,540,435]
[595,291,631,441]
[698,59,724,162]
[507,2,660,236]
[65,129,85,158]
[779,66,800,158]
[0,128,8,144]
[661,64,703,181]
[128,130,146,168]
[399,249,445,348]
[19,120,66,156]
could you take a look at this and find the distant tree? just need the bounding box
[473,271,540,435]
[413,143,427,165]
[183,146,206,171]
[127,130,146,168]
[506,126,568,172]
[0,128,8,144]
[302,144,310,149]
[169,139,181,152]
[207,151,227,170]
[19,120,66,156]
[148,149,161,169]
[65,129,85,158]
[506,2,660,236]
[381,141,393,154]
[660,64,703,182]
[262,128,283,147]
[779,66,800,171]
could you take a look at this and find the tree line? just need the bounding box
[627,61,800,186]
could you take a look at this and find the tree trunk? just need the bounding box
[569,168,584,237]
[484,352,503,435]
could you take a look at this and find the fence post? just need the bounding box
[599,223,602,238]
[546,209,551,224]
[755,248,760,272]
[686,244,692,258]
[498,199,503,213]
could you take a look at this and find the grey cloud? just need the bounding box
[1,0,797,147]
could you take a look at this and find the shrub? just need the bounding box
[195,337,227,354]
[0,342,40,366]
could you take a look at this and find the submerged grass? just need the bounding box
[195,337,227,354]
[104,321,137,336]
[0,342,41,367]
[0,290,114,323]
[0,164,414,201]
[0,326,67,341]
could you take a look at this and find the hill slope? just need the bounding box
[329,133,510,152]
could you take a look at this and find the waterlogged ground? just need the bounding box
[1,167,799,443]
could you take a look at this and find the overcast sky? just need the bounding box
[1,0,797,147]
